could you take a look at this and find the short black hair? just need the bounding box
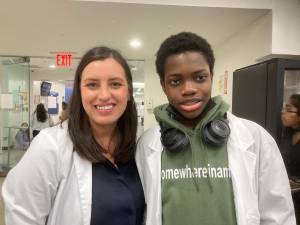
[68,46,137,163]
[155,32,215,80]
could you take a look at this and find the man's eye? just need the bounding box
[169,79,181,86]
[195,75,207,82]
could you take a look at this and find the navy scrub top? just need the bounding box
[90,159,145,225]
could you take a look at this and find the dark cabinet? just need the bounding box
[232,58,300,150]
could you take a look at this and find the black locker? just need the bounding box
[232,58,300,148]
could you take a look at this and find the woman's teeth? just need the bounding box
[96,105,113,110]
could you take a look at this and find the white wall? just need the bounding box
[143,58,167,130]
[271,0,300,55]
[213,12,272,107]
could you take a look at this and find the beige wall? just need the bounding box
[143,58,167,130]
[213,12,272,107]
[271,0,300,55]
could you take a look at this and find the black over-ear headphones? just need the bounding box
[160,117,230,153]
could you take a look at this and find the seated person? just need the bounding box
[15,122,30,150]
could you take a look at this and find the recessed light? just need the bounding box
[130,39,142,48]
[49,64,56,69]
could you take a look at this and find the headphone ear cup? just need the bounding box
[202,119,230,147]
[161,128,189,153]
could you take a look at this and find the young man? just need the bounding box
[136,32,296,225]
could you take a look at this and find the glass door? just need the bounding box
[0,56,30,175]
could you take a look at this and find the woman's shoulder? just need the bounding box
[32,121,73,155]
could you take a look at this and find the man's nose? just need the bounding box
[181,80,197,96]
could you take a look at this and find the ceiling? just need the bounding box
[0,1,269,83]
[0,1,269,60]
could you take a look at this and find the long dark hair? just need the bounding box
[68,46,137,163]
[35,103,47,122]
[290,94,300,116]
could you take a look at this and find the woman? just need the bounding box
[31,103,53,137]
[59,101,68,123]
[2,47,145,225]
[281,94,300,223]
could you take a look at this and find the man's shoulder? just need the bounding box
[137,124,161,149]
[139,124,160,141]
[228,112,275,144]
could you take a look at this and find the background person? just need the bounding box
[14,122,30,150]
[136,32,295,225]
[31,103,53,137]
[281,93,300,224]
[59,101,68,123]
[2,46,145,225]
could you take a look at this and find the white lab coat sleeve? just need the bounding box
[2,129,61,225]
[136,134,147,199]
[257,126,296,225]
[136,131,153,225]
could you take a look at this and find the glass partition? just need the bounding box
[0,56,30,174]
[129,60,144,138]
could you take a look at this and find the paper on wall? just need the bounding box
[47,96,56,108]
[0,94,13,109]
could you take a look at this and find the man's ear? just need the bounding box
[160,79,167,94]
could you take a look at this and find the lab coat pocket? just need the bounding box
[247,213,260,225]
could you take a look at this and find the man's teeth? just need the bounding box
[183,101,199,105]
[96,105,113,110]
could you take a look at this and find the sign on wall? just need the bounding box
[55,52,73,67]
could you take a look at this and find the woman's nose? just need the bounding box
[97,85,111,101]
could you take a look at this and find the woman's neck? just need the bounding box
[292,131,300,145]
[91,123,118,153]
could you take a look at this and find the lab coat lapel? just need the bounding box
[73,152,92,225]
[228,115,258,225]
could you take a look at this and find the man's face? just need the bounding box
[161,51,212,120]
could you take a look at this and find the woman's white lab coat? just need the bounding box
[136,113,296,225]
[2,123,92,225]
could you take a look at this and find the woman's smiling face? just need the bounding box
[80,58,129,130]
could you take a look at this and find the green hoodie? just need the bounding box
[154,96,237,225]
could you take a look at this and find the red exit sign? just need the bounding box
[56,52,73,67]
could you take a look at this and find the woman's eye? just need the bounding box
[86,83,98,89]
[111,82,122,89]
